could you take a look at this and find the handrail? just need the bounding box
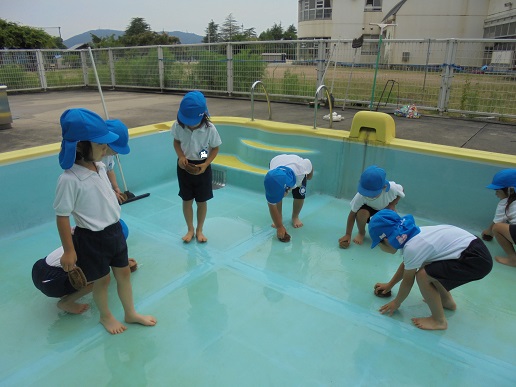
[251,81,272,121]
[313,85,333,129]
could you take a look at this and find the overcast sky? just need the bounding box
[2,0,298,40]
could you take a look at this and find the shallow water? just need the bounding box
[0,180,515,386]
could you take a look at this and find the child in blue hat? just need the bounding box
[32,220,137,314]
[102,119,131,204]
[481,168,516,266]
[54,108,156,333]
[339,165,404,249]
[172,91,222,243]
[369,209,492,330]
[264,154,313,242]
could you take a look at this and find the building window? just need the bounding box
[365,0,382,11]
[298,0,332,22]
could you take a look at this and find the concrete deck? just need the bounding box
[1,89,515,155]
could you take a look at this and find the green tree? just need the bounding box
[125,17,151,36]
[0,19,59,48]
[203,20,220,43]
[259,23,284,41]
[219,14,240,42]
[283,24,297,40]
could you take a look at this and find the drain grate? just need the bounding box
[212,169,226,189]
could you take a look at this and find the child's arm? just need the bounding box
[106,169,124,203]
[378,263,416,316]
[268,202,288,239]
[339,211,357,248]
[386,195,401,210]
[481,222,495,240]
[173,139,188,168]
[56,215,76,272]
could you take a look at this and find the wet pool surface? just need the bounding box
[1,181,515,386]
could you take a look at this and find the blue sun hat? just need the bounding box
[106,119,130,155]
[264,166,296,204]
[368,209,421,249]
[178,91,209,127]
[119,218,129,240]
[358,165,390,197]
[486,169,516,190]
[59,108,118,170]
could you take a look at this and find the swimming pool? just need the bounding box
[0,117,515,386]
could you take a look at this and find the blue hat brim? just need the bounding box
[109,143,130,155]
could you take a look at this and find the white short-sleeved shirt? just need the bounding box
[45,246,64,267]
[102,155,115,172]
[350,181,405,212]
[493,198,516,224]
[172,121,222,161]
[269,154,313,188]
[401,225,476,270]
[54,163,121,231]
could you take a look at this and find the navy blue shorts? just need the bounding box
[424,238,493,291]
[73,221,128,282]
[177,159,213,202]
[32,258,75,298]
[358,204,379,223]
[510,224,516,242]
[292,176,308,200]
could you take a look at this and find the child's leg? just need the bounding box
[492,223,516,266]
[353,208,370,245]
[196,201,208,242]
[57,283,93,314]
[412,268,449,330]
[292,198,304,228]
[112,266,156,327]
[182,199,195,243]
[92,274,127,334]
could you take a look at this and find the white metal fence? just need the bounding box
[1,38,515,118]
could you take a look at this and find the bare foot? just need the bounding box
[412,316,448,330]
[292,217,304,228]
[353,233,365,245]
[196,229,207,243]
[100,315,127,334]
[57,299,89,314]
[495,256,516,267]
[125,313,157,326]
[182,230,195,243]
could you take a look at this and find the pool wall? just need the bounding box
[0,118,514,237]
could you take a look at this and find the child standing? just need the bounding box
[54,108,156,334]
[369,209,492,330]
[482,168,516,266]
[264,154,313,242]
[172,91,222,243]
[102,119,131,204]
[339,165,404,248]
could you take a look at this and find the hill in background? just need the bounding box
[63,29,203,48]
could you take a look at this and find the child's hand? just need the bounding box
[374,283,392,297]
[481,230,493,241]
[178,156,189,169]
[60,250,77,272]
[339,234,351,249]
[276,226,290,242]
[379,300,400,316]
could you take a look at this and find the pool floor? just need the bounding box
[1,181,515,386]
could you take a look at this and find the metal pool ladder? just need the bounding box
[313,84,334,129]
[251,81,272,121]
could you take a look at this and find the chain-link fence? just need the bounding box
[1,38,515,119]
